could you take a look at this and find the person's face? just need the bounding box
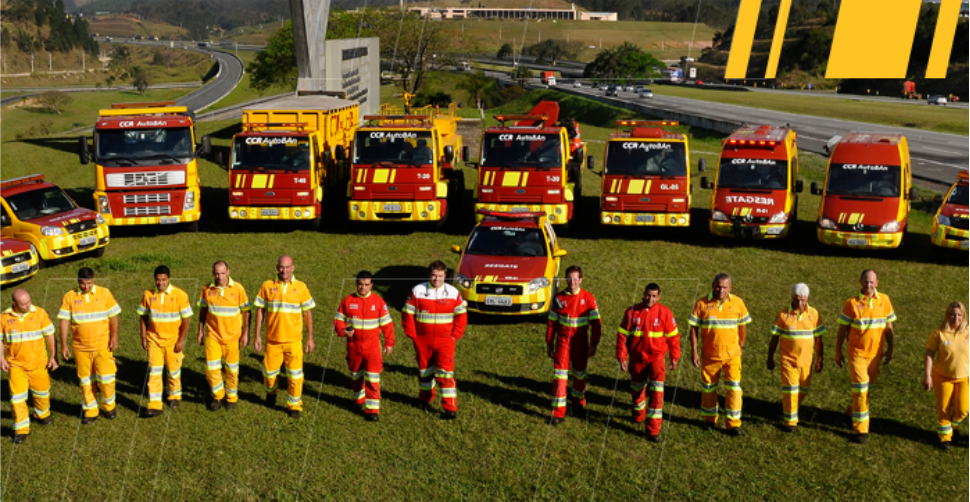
[565,272,582,292]
[860,272,878,296]
[712,278,732,301]
[155,274,170,292]
[949,307,964,328]
[356,278,373,297]
[212,264,229,287]
[78,278,95,294]
[643,289,660,308]
[277,258,294,282]
[792,295,808,311]
[429,269,446,289]
[13,293,31,313]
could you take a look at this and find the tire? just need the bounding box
[91,246,106,258]
[307,217,322,231]
[185,220,200,233]
[30,244,45,270]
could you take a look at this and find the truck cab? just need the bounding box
[1,175,110,264]
[348,104,466,226]
[930,170,968,250]
[811,133,913,249]
[79,101,208,231]
[702,126,801,239]
[600,120,693,227]
[475,101,589,226]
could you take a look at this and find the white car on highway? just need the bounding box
[573,81,583,88]
[928,95,948,106]
[640,89,654,99]
[624,84,634,92]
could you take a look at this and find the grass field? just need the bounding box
[652,85,970,136]
[0,89,966,501]
[88,15,189,39]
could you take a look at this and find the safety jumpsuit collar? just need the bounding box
[354,291,372,299]
[707,292,733,309]
[565,288,583,296]
[425,281,446,292]
[859,289,879,308]
[78,285,98,297]
[155,285,173,295]
[788,303,809,320]
[275,275,296,293]
[5,305,38,319]
[210,277,234,296]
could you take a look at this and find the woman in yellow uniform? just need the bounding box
[923,302,969,451]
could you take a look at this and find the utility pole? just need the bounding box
[499,27,501,40]
[31,53,34,73]
[538,30,540,43]
[49,52,52,71]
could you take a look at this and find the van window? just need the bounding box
[826,163,901,197]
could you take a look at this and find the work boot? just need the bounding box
[225,401,237,411]
[700,422,714,432]
[289,410,302,420]
[265,393,277,409]
[420,401,434,412]
[549,417,564,426]
[36,416,53,426]
[646,434,661,443]
[168,400,180,409]
[938,441,952,451]
[440,411,457,420]
[781,425,797,433]
[81,416,98,425]
[208,399,223,412]
[364,414,379,422]
[727,428,743,437]
[850,434,868,444]
[141,409,163,419]
[101,409,117,420]
[12,434,28,445]
[570,406,585,418]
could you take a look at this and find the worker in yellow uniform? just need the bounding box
[689,273,751,436]
[57,267,121,424]
[923,301,968,451]
[835,269,896,444]
[1,289,57,444]
[196,260,251,411]
[137,265,193,418]
[766,283,826,432]
[254,255,316,419]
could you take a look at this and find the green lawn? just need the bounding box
[0,90,966,501]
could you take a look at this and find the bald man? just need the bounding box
[254,255,316,419]
[1,289,57,443]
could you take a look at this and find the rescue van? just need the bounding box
[810,133,914,249]
[0,238,40,285]
[701,125,801,238]
[600,120,696,227]
[451,210,567,315]
[930,170,969,250]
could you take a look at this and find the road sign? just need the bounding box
[689,68,697,78]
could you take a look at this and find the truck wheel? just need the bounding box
[307,217,322,231]
[186,220,200,233]
[91,246,106,258]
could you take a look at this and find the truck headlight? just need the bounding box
[937,214,952,227]
[818,218,837,229]
[880,220,901,233]
[455,274,472,289]
[98,195,110,214]
[711,210,728,222]
[96,214,105,225]
[768,211,788,224]
[41,225,65,236]
[184,190,195,210]
[528,277,551,293]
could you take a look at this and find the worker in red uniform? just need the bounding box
[547,265,602,425]
[616,283,680,441]
[401,261,467,420]
[334,270,395,422]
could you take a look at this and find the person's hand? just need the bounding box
[0,359,8,372]
[766,358,775,371]
[834,351,844,368]
[619,359,628,372]
[239,333,249,350]
[669,358,679,371]
[305,337,316,353]
[383,345,393,356]
[61,344,72,361]
[141,335,148,351]
[814,357,823,373]
[587,344,598,358]
[109,335,119,352]
[344,328,355,338]
[174,339,185,354]
[691,349,700,368]
[254,336,263,354]
[48,356,59,371]
[923,374,933,392]
[197,332,204,345]
[547,344,555,359]
[883,349,893,366]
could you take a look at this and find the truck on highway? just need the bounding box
[600,120,696,227]
[222,94,359,229]
[541,71,557,86]
[474,101,591,226]
[930,170,969,250]
[347,103,467,227]
[79,101,209,231]
[810,132,914,250]
[700,125,802,239]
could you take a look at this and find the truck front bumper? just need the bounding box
[229,206,318,220]
[601,211,690,227]
[931,224,970,250]
[710,220,789,239]
[349,200,444,222]
[817,228,903,249]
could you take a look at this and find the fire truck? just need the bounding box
[475,101,591,226]
[600,120,696,227]
[79,101,209,231]
[700,125,802,239]
[810,133,914,249]
[347,103,467,227]
[222,94,359,229]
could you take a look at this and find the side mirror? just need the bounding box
[810,181,822,196]
[78,136,89,165]
[553,248,567,258]
[450,245,462,254]
[700,177,712,190]
[322,150,333,167]
[697,158,706,172]
[909,187,919,200]
[200,135,212,156]
[795,180,804,193]
[216,151,226,169]
[1,215,9,227]
[444,145,455,163]
[335,145,346,161]
[587,155,594,171]
[461,145,470,162]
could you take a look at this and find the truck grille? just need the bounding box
[501,195,542,203]
[124,194,171,204]
[476,284,524,295]
[64,219,99,234]
[124,206,171,216]
[1,252,31,267]
[106,171,186,188]
[951,217,969,230]
[731,215,770,224]
[837,223,880,232]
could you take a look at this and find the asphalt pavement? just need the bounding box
[174,49,244,113]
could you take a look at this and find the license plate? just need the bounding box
[846,238,868,246]
[261,209,280,217]
[485,296,513,307]
[79,236,97,246]
[10,263,29,274]
[635,214,655,223]
[509,207,529,213]
[383,204,403,212]
[961,241,969,249]
[159,216,179,224]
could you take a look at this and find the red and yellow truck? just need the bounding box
[930,170,969,250]
[223,94,359,229]
[475,101,590,226]
[701,126,802,239]
[600,120,695,227]
[348,103,466,226]
[79,102,209,231]
[810,133,914,249]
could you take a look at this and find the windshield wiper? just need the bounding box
[103,156,138,166]
[142,154,187,164]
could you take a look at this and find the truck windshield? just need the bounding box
[466,226,547,257]
[481,133,561,169]
[717,158,789,189]
[232,136,311,171]
[354,131,434,165]
[825,163,901,197]
[948,184,968,206]
[5,187,76,221]
[605,141,687,176]
[96,127,193,165]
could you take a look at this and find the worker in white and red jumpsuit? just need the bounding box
[402,261,467,420]
[546,265,602,425]
[616,283,680,442]
[334,270,395,422]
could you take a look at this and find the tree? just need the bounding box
[35,91,71,115]
[524,39,583,63]
[368,10,457,95]
[133,69,152,95]
[247,20,298,92]
[456,70,498,110]
[583,43,665,82]
[497,42,513,60]
[110,45,131,68]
